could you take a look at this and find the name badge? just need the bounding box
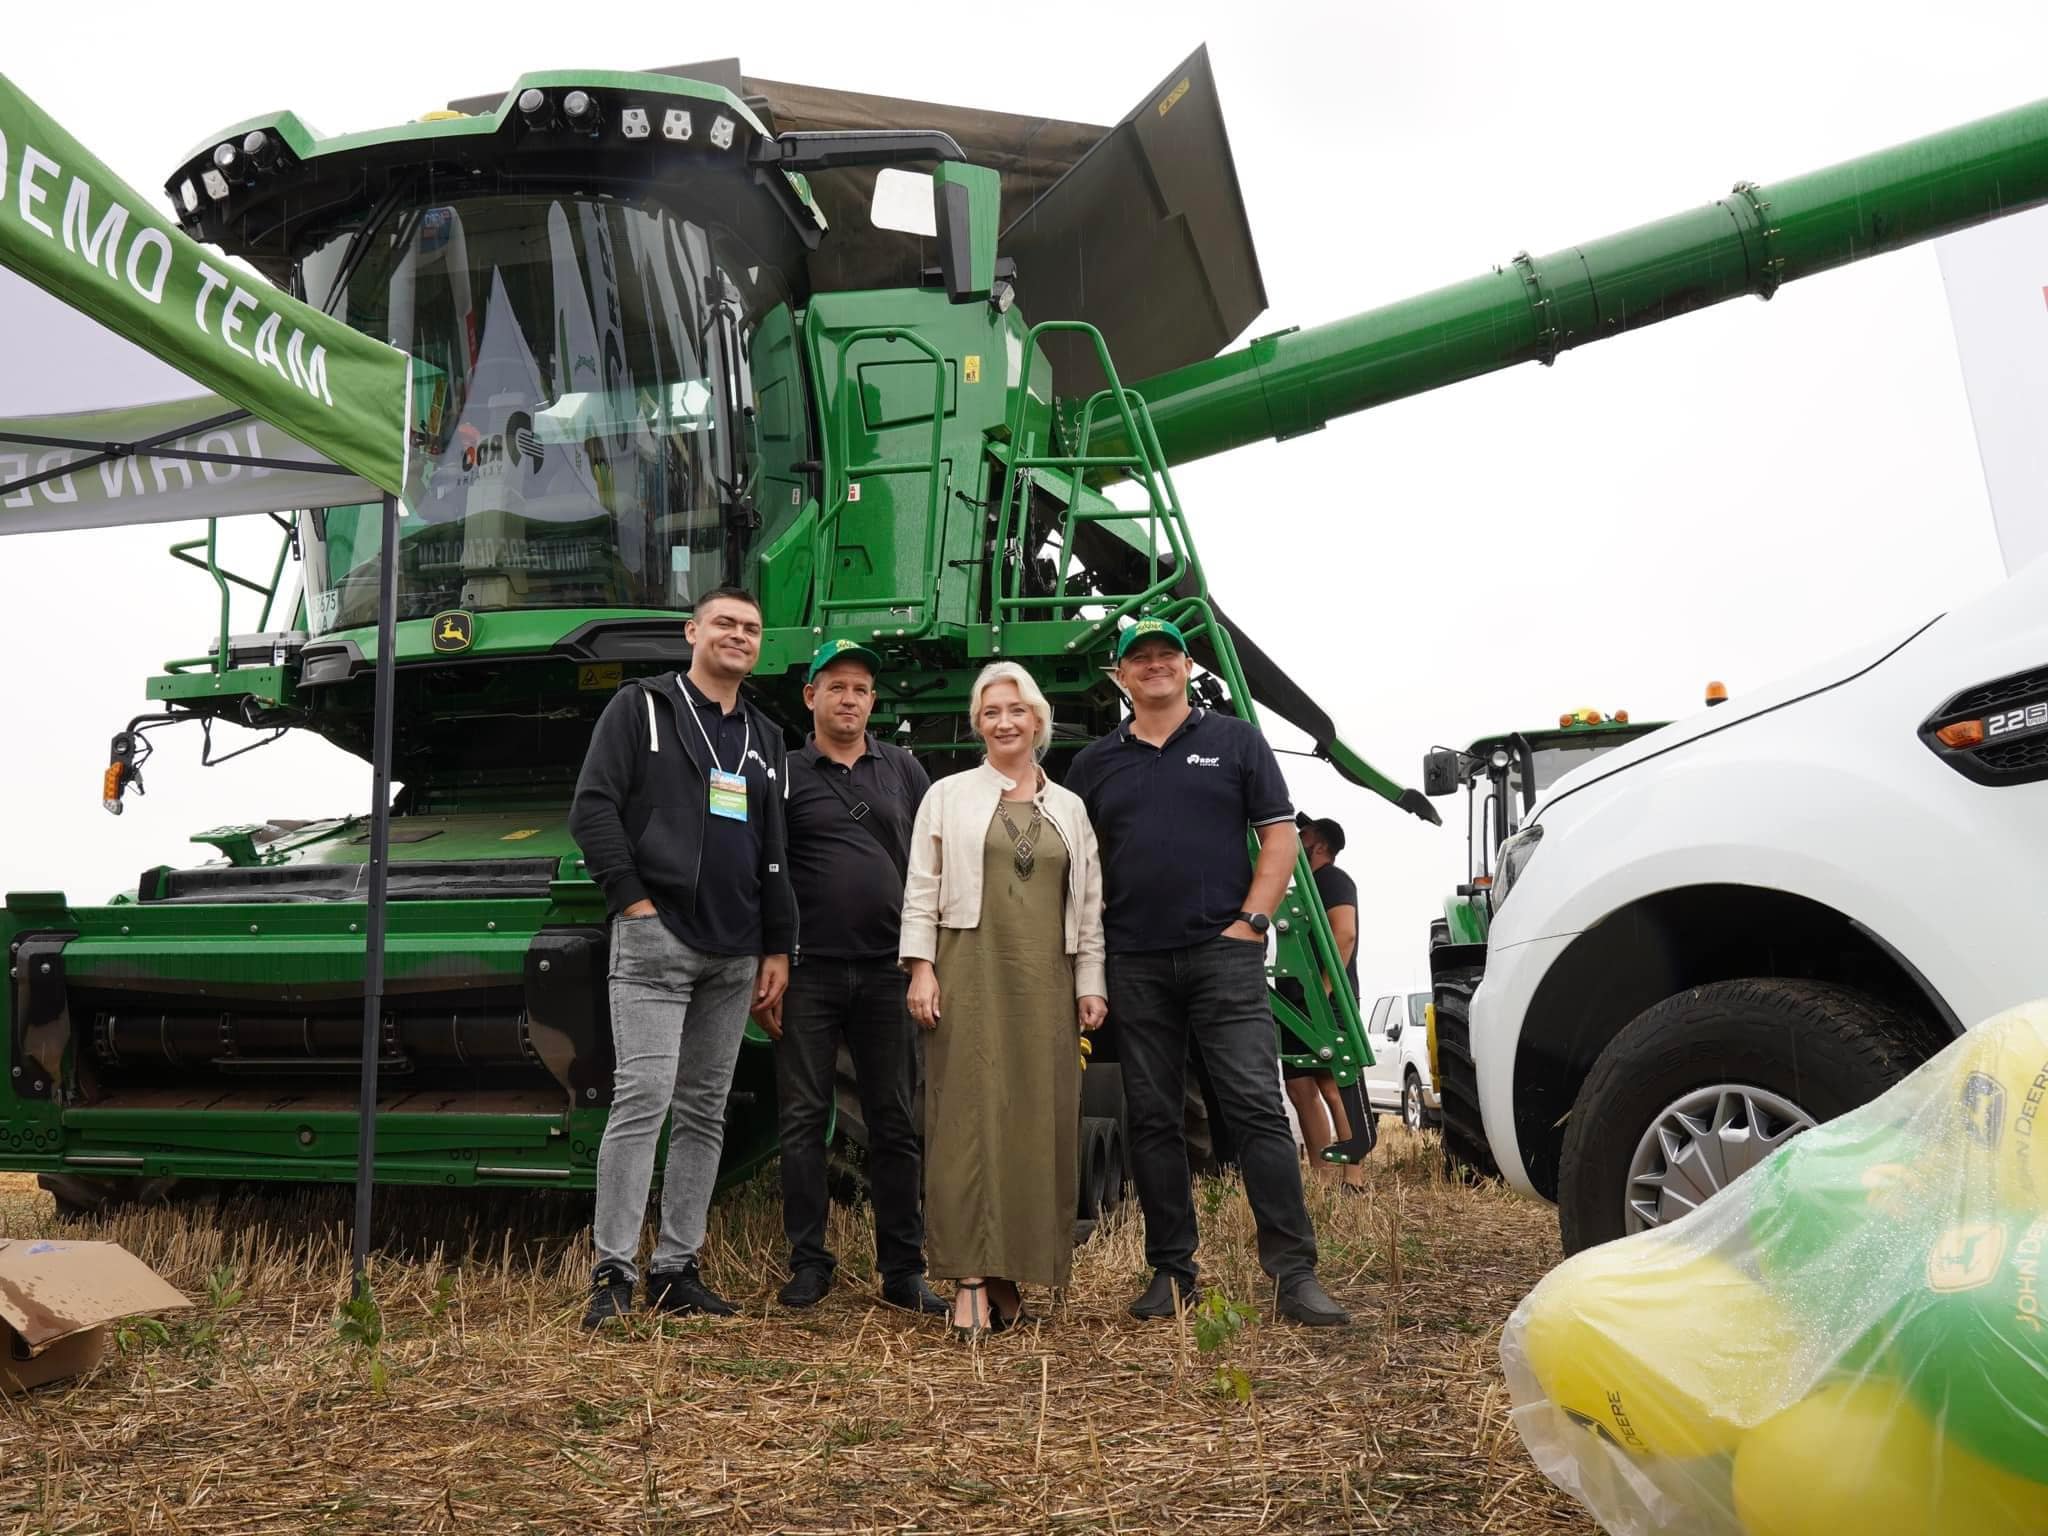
[708,768,749,822]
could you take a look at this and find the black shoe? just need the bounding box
[777,1266,833,1309]
[647,1260,739,1317]
[880,1276,948,1316]
[1127,1271,1201,1320]
[581,1264,634,1329]
[1275,1273,1350,1327]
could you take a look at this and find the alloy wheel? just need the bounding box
[1622,1083,1815,1234]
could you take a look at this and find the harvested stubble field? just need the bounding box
[0,1126,1593,1535]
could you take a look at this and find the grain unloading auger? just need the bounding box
[6,53,2048,1209]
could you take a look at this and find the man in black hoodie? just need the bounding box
[568,588,793,1328]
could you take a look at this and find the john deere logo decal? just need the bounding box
[431,611,475,653]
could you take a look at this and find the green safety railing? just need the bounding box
[990,321,1372,1083]
[162,516,296,675]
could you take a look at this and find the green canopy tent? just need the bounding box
[0,73,412,1293]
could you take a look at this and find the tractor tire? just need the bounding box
[1556,978,1937,1256]
[1430,955,1500,1183]
[1428,919,1450,950]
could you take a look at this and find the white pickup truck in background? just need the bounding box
[1363,989,1440,1132]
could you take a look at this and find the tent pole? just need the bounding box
[351,491,400,1299]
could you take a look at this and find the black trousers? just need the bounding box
[1109,935,1319,1285]
[775,956,925,1283]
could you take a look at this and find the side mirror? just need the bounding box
[1422,748,1462,797]
[1385,1021,1402,1043]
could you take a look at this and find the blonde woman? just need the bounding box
[899,662,1107,1337]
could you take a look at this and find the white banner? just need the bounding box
[1938,206,2048,575]
[0,263,381,534]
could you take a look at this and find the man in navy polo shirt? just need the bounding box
[1064,618,1350,1327]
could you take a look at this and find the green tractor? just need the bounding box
[6,55,2048,1221]
[1419,710,1668,1177]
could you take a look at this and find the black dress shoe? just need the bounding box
[880,1276,949,1316]
[1127,1271,1202,1320]
[647,1260,739,1317]
[581,1264,634,1329]
[1275,1273,1350,1327]
[777,1266,833,1308]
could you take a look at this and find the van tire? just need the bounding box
[1556,978,1935,1255]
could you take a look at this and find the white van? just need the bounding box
[1362,990,1440,1131]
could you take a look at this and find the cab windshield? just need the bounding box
[298,188,799,633]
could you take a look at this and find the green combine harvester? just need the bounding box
[1420,709,1669,1176]
[7,54,2048,1216]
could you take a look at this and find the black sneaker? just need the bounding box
[880,1276,949,1316]
[581,1264,634,1329]
[1127,1271,1202,1320]
[777,1266,833,1309]
[1275,1273,1350,1328]
[647,1260,739,1317]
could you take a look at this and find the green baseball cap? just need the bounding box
[1114,616,1189,661]
[806,637,884,684]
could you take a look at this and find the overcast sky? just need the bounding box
[2,1,2039,993]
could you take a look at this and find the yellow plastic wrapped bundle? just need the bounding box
[1501,1000,2048,1536]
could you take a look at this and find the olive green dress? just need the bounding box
[925,811,1079,1288]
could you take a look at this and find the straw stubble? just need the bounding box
[0,1126,1591,1534]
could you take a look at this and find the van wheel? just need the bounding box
[1402,1072,1427,1133]
[1556,978,1936,1255]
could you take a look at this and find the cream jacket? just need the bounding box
[898,760,1107,999]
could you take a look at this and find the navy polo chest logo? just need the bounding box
[1185,752,1221,768]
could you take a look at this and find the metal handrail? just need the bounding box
[163,516,296,675]
[988,323,1368,1075]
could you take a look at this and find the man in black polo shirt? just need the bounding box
[1065,618,1350,1327]
[768,638,945,1315]
[1282,814,1373,1183]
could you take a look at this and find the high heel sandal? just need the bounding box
[951,1280,991,1341]
[987,1280,1027,1333]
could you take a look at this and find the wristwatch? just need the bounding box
[1237,911,1271,936]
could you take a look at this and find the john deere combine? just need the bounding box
[7,53,2048,1210]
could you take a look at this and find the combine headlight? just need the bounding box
[201,168,231,201]
[241,129,277,169]
[662,108,693,142]
[562,89,600,131]
[178,178,199,213]
[621,107,650,140]
[1490,824,1544,915]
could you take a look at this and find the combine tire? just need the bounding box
[1430,952,1499,1183]
[1556,978,1937,1255]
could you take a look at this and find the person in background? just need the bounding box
[1281,814,1372,1189]
[900,662,1107,1338]
[1063,618,1350,1328]
[768,638,945,1317]
[567,588,792,1329]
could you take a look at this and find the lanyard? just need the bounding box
[679,679,750,776]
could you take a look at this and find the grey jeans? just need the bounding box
[593,914,758,1281]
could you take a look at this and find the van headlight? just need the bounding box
[1490,824,1544,914]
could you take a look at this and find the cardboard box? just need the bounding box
[0,1239,189,1395]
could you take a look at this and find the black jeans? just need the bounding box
[1109,935,1319,1285]
[775,956,925,1283]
